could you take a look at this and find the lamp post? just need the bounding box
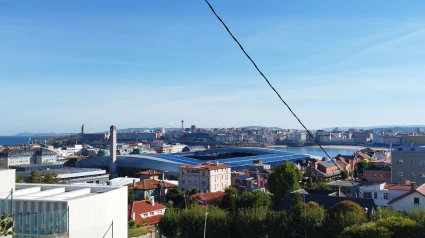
[204,201,209,238]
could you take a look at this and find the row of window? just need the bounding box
[397,160,425,166]
[396,171,425,178]
[141,210,163,217]
[364,192,389,200]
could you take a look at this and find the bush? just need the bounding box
[128,220,137,229]
[327,201,367,236]
[339,222,390,238]
[375,216,418,237]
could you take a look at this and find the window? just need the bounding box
[150,212,154,216]
[412,172,416,178]
[420,161,424,166]
[411,148,416,152]
[414,197,420,205]
[397,160,404,165]
[143,213,147,217]
[411,160,415,165]
[384,193,388,200]
[364,192,372,198]
[420,173,425,178]
[397,171,404,176]
[398,148,403,151]
[158,210,162,214]
[374,192,377,199]
[379,174,383,178]
[96,180,99,184]
[386,174,391,178]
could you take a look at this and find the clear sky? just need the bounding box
[1,0,425,135]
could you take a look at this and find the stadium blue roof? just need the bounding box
[76,147,310,173]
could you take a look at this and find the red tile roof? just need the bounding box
[137,170,162,176]
[388,184,425,204]
[190,191,225,202]
[129,200,166,224]
[129,179,177,190]
[179,162,230,170]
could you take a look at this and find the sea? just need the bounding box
[0,136,48,146]
[270,146,362,158]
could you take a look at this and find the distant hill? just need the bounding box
[241,126,282,129]
[322,125,425,132]
[15,132,77,137]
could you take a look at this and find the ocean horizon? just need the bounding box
[0,136,48,146]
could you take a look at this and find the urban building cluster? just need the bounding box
[2,124,425,236]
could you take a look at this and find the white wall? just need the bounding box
[0,169,15,193]
[67,186,127,238]
[390,192,425,211]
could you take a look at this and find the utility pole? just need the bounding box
[204,201,209,238]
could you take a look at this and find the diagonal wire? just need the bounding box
[204,0,385,218]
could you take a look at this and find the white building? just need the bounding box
[0,169,127,237]
[178,161,231,192]
[388,184,425,211]
[359,180,414,207]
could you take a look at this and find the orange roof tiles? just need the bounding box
[179,162,230,170]
[137,170,162,176]
[129,200,166,224]
[129,179,177,190]
[190,191,225,202]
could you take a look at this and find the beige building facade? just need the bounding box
[178,162,231,192]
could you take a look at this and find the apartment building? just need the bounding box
[178,161,231,192]
[391,145,425,184]
[0,169,127,237]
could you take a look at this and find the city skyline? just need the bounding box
[2,0,425,135]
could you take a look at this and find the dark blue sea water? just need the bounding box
[0,136,47,146]
[270,146,360,158]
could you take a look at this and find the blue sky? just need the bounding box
[1,0,425,135]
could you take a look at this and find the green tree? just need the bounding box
[205,206,231,238]
[375,216,418,238]
[234,206,268,238]
[179,204,205,238]
[158,208,180,238]
[267,161,302,204]
[340,170,349,180]
[27,171,61,184]
[235,190,271,210]
[327,200,367,237]
[28,170,42,183]
[187,187,202,196]
[221,187,238,211]
[339,222,390,238]
[288,194,325,238]
[128,188,135,204]
[0,216,14,236]
[355,160,368,177]
[408,208,425,237]
[266,211,292,238]
[166,188,185,206]
[311,181,331,190]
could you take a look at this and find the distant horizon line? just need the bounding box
[1,124,425,136]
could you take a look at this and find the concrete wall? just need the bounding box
[67,186,127,238]
[0,169,15,193]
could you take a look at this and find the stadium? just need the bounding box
[76,147,311,178]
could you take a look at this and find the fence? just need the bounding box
[12,208,68,238]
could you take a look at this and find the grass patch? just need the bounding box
[128,226,153,238]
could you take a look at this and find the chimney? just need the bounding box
[411,182,416,192]
[215,161,219,166]
[149,196,155,206]
[199,193,203,199]
[337,186,341,197]
[132,212,135,220]
[110,125,117,179]
[132,179,136,188]
[162,172,165,181]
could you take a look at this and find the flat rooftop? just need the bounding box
[0,183,121,202]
